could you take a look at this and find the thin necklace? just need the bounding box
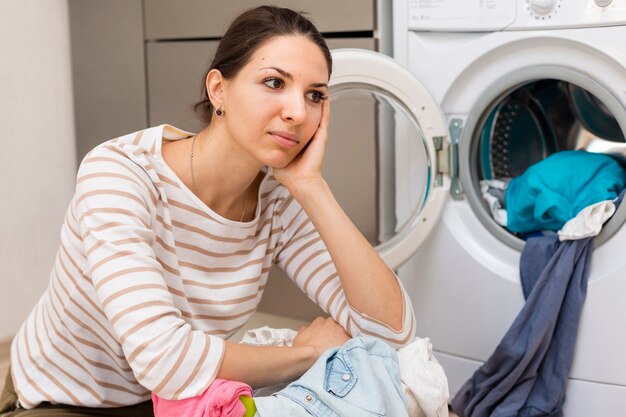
[189,135,250,222]
[190,135,198,195]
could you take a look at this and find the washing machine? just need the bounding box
[328,0,626,415]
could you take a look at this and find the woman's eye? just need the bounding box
[306,90,326,103]
[263,78,283,89]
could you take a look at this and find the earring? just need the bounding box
[215,105,224,116]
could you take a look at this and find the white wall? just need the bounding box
[0,0,76,341]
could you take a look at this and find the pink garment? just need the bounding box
[152,379,253,417]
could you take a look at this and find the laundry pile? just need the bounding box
[151,328,450,417]
[244,328,450,417]
[452,150,626,417]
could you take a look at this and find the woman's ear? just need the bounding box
[205,69,225,109]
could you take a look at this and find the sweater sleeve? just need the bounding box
[274,193,416,349]
[74,151,224,400]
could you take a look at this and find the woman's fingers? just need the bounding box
[293,316,350,354]
[311,98,330,143]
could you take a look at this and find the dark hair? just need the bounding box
[194,5,332,124]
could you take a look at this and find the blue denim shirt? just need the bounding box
[254,337,408,417]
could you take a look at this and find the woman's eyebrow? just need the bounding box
[261,66,293,80]
[261,66,328,89]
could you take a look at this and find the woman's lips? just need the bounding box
[270,131,299,148]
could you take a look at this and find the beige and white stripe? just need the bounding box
[10,125,415,409]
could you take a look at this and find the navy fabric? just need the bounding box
[519,234,560,299]
[450,235,593,417]
[614,189,625,210]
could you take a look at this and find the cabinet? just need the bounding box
[143,0,375,39]
[69,0,148,161]
[70,0,381,322]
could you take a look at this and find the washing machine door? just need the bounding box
[330,49,450,269]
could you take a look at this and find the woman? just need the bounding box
[2,5,415,416]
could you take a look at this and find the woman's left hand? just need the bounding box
[293,316,351,356]
[274,99,330,192]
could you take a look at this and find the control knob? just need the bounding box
[529,0,558,15]
[594,0,613,7]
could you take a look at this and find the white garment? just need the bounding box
[398,338,450,417]
[241,326,297,347]
[558,200,615,241]
[480,180,508,227]
[241,327,449,417]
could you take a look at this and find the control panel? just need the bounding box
[510,0,626,29]
[408,0,626,31]
[408,0,516,31]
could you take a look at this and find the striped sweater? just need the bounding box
[10,125,416,408]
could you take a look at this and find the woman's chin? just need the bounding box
[261,153,297,169]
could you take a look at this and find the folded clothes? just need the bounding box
[506,150,626,233]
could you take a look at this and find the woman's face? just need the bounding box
[220,35,330,168]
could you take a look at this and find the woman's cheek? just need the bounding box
[309,109,323,135]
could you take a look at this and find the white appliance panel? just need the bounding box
[509,0,626,30]
[408,0,626,31]
[401,27,626,385]
[435,352,626,415]
[395,0,626,413]
[408,0,517,31]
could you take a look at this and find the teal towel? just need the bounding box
[506,150,626,233]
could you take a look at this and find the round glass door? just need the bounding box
[328,49,449,268]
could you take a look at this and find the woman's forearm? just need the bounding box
[289,178,404,331]
[217,341,318,388]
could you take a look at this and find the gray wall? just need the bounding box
[0,0,77,341]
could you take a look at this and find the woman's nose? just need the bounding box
[281,92,307,124]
